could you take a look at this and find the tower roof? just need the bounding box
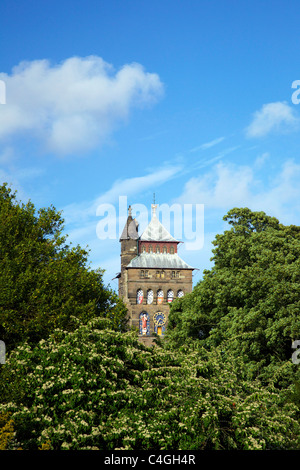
[140,204,178,242]
[126,252,194,270]
[119,205,139,241]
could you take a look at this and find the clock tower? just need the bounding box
[117,204,195,346]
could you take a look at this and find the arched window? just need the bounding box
[170,246,174,254]
[141,245,146,253]
[177,289,184,298]
[139,312,150,336]
[149,245,153,253]
[156,245,160,253]
[163,245,167,254]
[167,289,174,303]
[147,289,153,304]
[136,289,144,304]
[157,289,164,304]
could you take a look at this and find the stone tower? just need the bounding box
[117,204,195,346]
[118,205,139,299]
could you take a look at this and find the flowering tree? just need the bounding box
[0,318,299,450]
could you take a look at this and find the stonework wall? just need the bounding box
[119,238,138,298]
[139,241,178,254]
[126,267,193,335]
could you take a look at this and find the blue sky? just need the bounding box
[1,0,300,290]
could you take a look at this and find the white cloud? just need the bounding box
[95,165,182,207]
[245,101,299,138]
[0,56,164,155]
[190,136,225,152]
[61,164,181,250]
[0,146,45,201]
[177,162,253,209]
[254,151,270,168]
[176,160,300,225]
[192,146,240,171]
[61,164,182,226]
[0,146,15,165]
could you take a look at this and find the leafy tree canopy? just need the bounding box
[0,183,127,351]
[0,318,299,450]
[167,207,300,385]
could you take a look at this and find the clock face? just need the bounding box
[153,312,166,326]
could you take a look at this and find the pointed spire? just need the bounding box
[140,202,177,242]
[151,193,157,217]
[151,203,157,217]
[119,204,139,240]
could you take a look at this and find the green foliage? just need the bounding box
[0,412,17,450]
[1,193,299,450]
[167,207,300,384]
[0,318,299,450]
[0,184,128,351]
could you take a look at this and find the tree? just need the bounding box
[0,183,127,351]
[167,208,300,384]
[0,412,16,450]
[0,318,298,450]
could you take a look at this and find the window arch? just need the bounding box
[147,289,153,305]
[139,312,150,336]
[136,289,144,304]
[157,289,164,304]
[167,289,174,303]
[177,289,184,298]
